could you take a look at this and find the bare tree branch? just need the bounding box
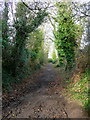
[21,0,49,12]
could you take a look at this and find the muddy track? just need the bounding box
[2,64,87,118]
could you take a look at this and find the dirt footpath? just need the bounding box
[2,64,87,118]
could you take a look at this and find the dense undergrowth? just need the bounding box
[64,68,90,116]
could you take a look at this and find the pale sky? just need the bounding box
[1,0,89,3]
[15,0,89,4]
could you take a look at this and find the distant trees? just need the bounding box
[52,49,57,63]
[26,29,45,70]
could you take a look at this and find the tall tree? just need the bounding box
[2,2,11,73]
[2,2,9,49]
[53,2,81,70]
[11,1,48,77]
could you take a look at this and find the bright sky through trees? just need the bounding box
[11,0,90,3]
